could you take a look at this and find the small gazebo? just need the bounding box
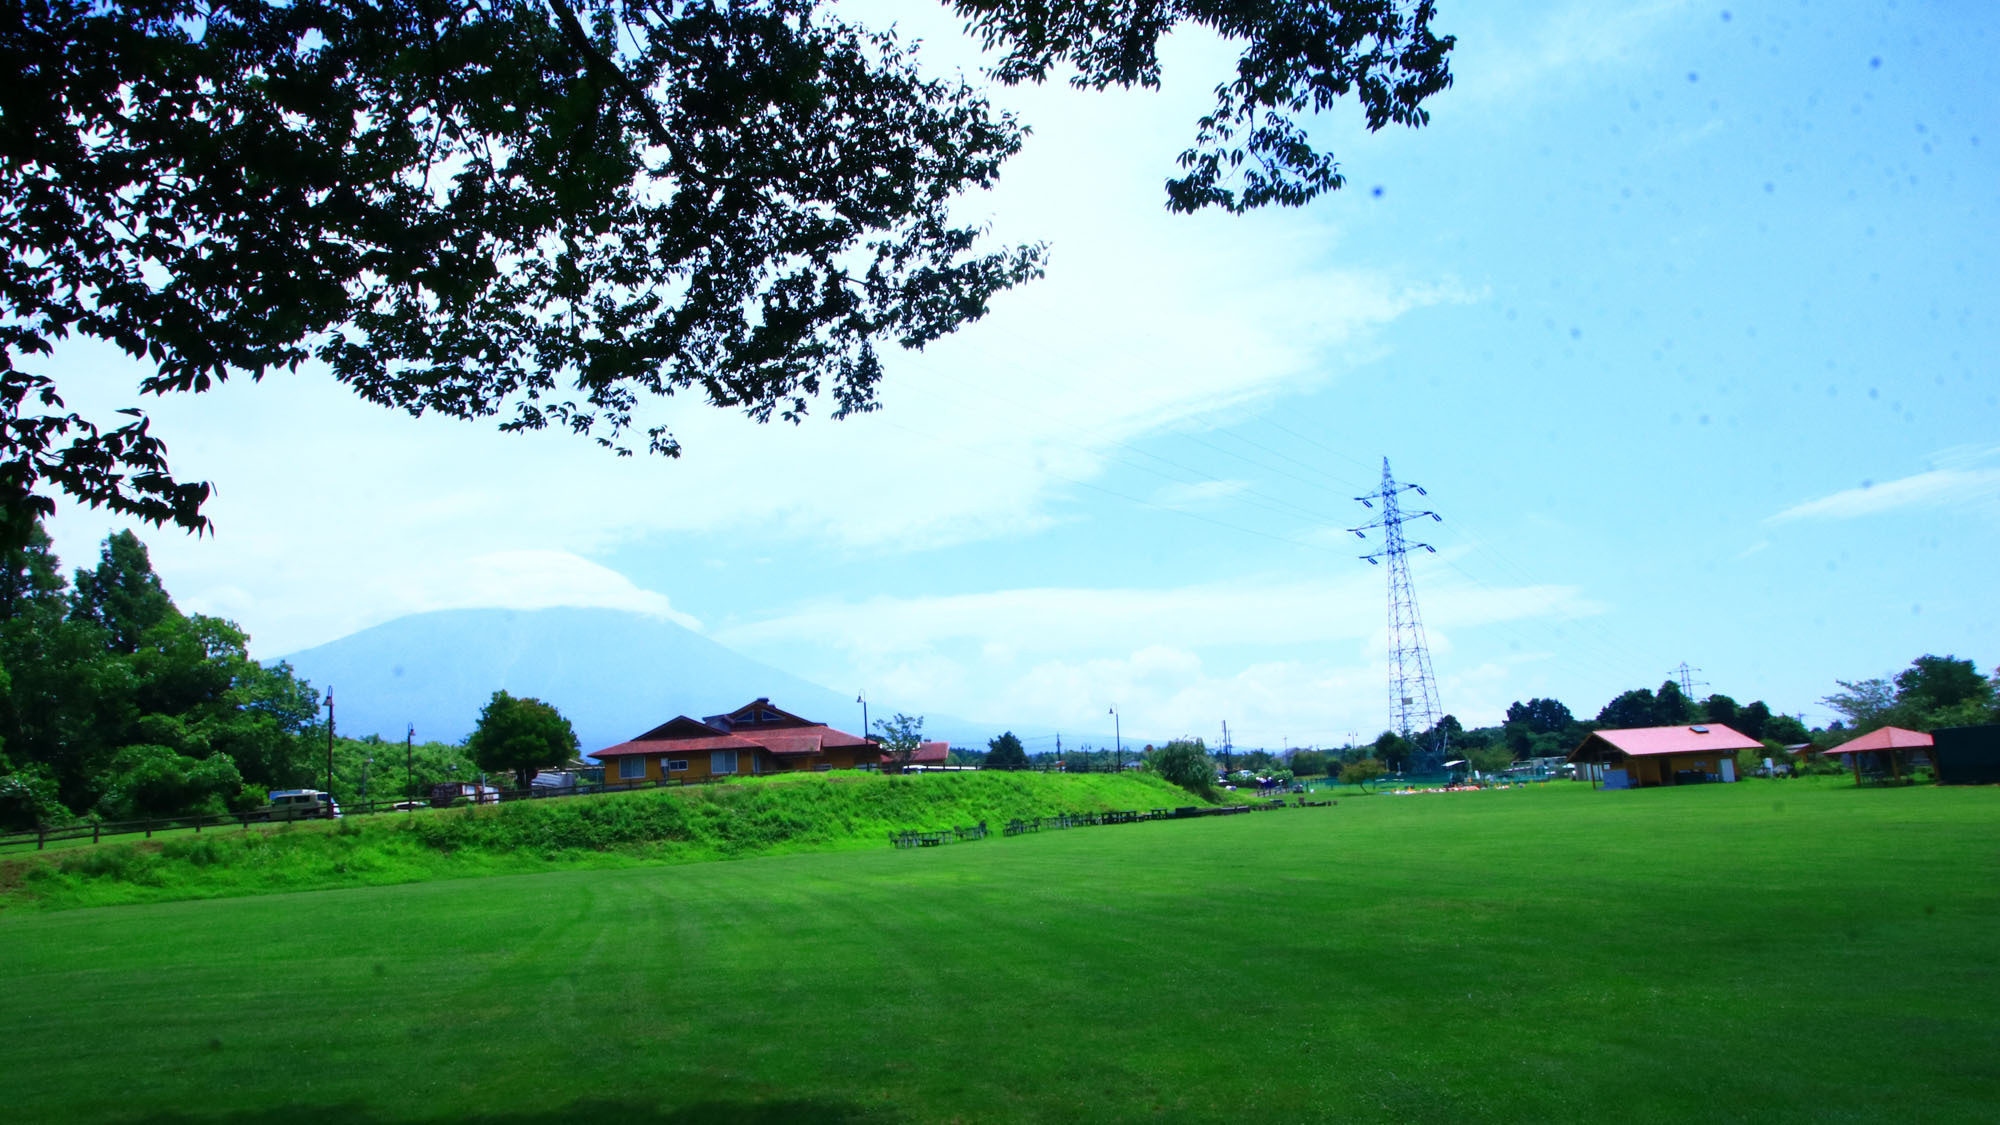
[1823,726,1933,785]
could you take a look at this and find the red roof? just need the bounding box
[1570,724,1763,761]
[1825,726,1933,755]
[592,701,875,760]
[595,732,758,758]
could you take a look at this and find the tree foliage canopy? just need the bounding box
[0,522,323,825]
[1150,737,1214,798]
[871,711,925,772]
[1338,756,1386,789]
[1505,696,1574,735]
[1,0,1453,533]
[466,690,579,790]
[1825,654,1998,734]
[985,729,1027,770]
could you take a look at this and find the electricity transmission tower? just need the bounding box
[1349,457,1446,767]
[1673,662,1707,699]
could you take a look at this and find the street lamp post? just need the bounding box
[405,724,414,809]
[1109,706,1121,771]
[857,691,869,740]
[324,688,335,803]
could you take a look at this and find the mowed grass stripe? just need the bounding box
[1,780,1994,1122]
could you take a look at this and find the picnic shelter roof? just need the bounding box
[1825,726,1933,755]
[1569,723,1763,763]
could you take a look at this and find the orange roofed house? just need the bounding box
[592,698,946,783]
[1567,723,1763,790]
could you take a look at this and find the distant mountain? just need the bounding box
[276,607,1008,754]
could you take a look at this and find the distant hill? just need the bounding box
[276,607,1016,753]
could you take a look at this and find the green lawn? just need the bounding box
[1,779,1993,1122]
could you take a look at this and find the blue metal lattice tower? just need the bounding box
[1348,457,1446,765]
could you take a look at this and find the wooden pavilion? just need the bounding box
[1567,724,1762,789]
[1822,726,1933,785]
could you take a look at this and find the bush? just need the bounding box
[1153,740,1216,799]
[1339,758,1388,790]
[0,766,69,830]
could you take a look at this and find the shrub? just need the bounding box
[1339,758,1388,790]
[0,766,69,830]
[1153,740,1216,799]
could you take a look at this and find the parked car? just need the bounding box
[264,789,340,820]
[430,782,502,808]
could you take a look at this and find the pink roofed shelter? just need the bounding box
[1823,726,1933,785]
[1568,724,1764,790]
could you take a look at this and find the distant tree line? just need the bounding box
[0,520,325,828]
[974,654,1998,789]
[0,521,584,830]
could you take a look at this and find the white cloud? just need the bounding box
[387,551,699,628]
[36,28,1465,658]
[1456,0,1695,102]
[1767,467,2000,524]
[718,572,1588,656]
[1151,479,1251,509]
[713,572,1599,740]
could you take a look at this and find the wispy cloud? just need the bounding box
[184,549,699,656]
[1768,467,2000,523]
[717,574,1592,657]
[714,573,1599,739]
[1151,479,1250,509]
[388,551,700,630]
[42,40,1466,656]
[1454,0,1695,103]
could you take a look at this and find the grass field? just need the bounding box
[0,771,1202,911]
[1,778,1994,1122]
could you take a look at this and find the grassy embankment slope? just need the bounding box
[0,771,1205,911]
[0,777,1994,1122]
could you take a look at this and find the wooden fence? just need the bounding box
[0,774,738,853]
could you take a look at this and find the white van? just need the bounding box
[265,789,341,820]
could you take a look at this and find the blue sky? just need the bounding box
[44,0,2000,750]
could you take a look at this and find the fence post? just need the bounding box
[94,821,100,844]
[145,820,153,839]
[38,826,45,851]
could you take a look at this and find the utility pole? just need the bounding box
[1054,732,1061,774]
[405,724,415,808]
[1221,720,1232,773]
[1350,457,1446,770]
[1109,706,1121,771]
[324,687,335,801]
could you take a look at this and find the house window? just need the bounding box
[814,763,833,772]
[665,759,688,773]
[711,749,738,775]
[618,757,644,781]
